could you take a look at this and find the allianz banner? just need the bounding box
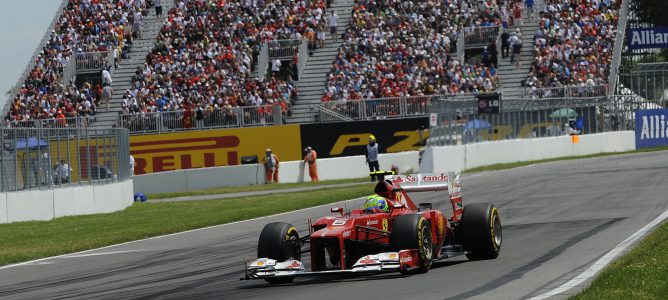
[635,109,668,148]
[300,118,429,158]
[628,27,668,50]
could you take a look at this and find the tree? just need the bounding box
[630,0,668,27]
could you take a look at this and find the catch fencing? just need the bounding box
[318,96,437,122]
[428,95,662,146]
[0,127,130,192]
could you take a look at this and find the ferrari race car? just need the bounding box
[243,171,502,283]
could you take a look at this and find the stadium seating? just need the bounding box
[525,0,620,90]
[320,0,505,102]
[121,0,333,116]
[5,0,150,125]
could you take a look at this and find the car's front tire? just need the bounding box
[391,214,433,274]
[257,222,300,283]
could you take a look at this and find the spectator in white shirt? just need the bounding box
[328,11,339,41]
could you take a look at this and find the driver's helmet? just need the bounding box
[364,195,389,213]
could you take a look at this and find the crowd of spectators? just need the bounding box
[121,0,342,122]
[4,0,151,126]
[321,0,512,102]
[526,0,620,91]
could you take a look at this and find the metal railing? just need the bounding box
[119,105,278,134]
[257,43,269,82]
[503,85,609,100]
[464,26,500,49]
[75,51,113,72]
[2,0,70,118]
[317,96,435,122]
[0,127,130,192]
[4,116,95,129]
[268,39,302,58]
[609,0,631,95]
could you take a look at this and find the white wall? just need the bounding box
[0,193,6,223]
[419,131,636,172]
[6,190,54,223]
[133,151,421,195]
[133,131,636,196]
[0,179,134,224]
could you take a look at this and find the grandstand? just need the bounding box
[2,0,627,131]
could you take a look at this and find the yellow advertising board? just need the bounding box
[129,125,302,175]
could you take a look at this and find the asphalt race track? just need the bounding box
[1,151,667,300]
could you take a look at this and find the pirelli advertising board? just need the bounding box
[130,118,428,174]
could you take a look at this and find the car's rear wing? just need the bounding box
[386,172,459,193]
[388,172,463,220]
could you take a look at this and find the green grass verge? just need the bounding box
[465,146,668,173]
[149,177,368,199]
[571,221,668,299]
[0,183,374,266]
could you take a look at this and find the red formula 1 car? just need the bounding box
[243,171,502,283]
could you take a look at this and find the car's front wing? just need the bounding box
[243,249,421,280]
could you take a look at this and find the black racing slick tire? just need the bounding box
[257,222,300,284]
[391,214,433,274]
[461,203,502,260]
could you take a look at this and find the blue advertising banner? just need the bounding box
[628,27,668,50]
[635,109,668,148]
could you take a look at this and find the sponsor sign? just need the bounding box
[628,27,668,50]
[299,118,429,158]
[635,109,668,148]
[478,93,501,114]
[129,125,301,174]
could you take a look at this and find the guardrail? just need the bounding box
[317,96,435,122]
[119,105,278,134]
[0,127,130,192]
[2,0,70,118]
[268,39,301,58]
[464,26,499,49]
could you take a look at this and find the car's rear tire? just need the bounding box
[461,203,502,260]
[391,214,433,274]
[257,222,300,283]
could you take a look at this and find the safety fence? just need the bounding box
[0,127,130,192]
[464,26,499,49]
[428,95,663,146]
[119,105,278,134]
[618,70,668,101]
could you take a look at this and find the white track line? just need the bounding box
[529,208,668,300]
[0,196,365,271]
[61,250,144,259]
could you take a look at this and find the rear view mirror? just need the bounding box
[330,207,344,216]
